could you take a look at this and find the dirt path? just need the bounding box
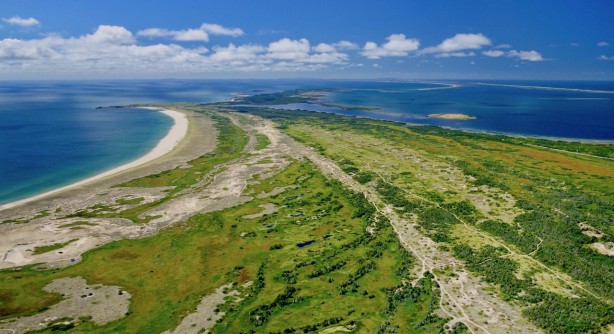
[274,123,540,333]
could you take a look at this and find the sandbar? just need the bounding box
[428,113,476,120]
[0,108,188,211]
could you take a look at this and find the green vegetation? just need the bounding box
[115,197,144,205]
[0,159,446,333]
[254,133,271,150]
[58,221,97,230]
[32,239,78,255]
[1,210,50,225]
[320,103,382,111]
[233,100,614,333]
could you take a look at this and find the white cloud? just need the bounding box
[173,29,209,42]
[84,25,136,44]
[495,44,512,49]
[137,22,243,42]
[200,23,244,37]
[211,43,266,62]
[597,41,609,47]
[598,55,614,61]
[361,34,420,59]
[483,49,544,61]
[507,50,544,61]
[570,42,580,47]
[435,51,475,58]
[267,38,310,60]
[313,43,336,53]
[483,50,504,57]
[2,16,40,27]
[333,40,359,50]
[0,25,354,77]
[423,33,491,54]
[138,27,209,42]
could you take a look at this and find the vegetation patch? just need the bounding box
[32,239,78,255]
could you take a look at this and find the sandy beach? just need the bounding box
[0,108,189,211]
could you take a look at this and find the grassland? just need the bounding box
[232,99,613,334]
[0,159,450,333]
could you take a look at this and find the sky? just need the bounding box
[0,0,613,80]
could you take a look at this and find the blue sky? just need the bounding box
[1,0,613,79]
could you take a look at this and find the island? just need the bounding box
[427,113,476,120]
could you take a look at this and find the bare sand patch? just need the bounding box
[589,242,614,256]
[241,203,278,219]
[0,277,130,334]
[164,283,240,334]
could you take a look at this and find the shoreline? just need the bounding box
[262,103,614,144]
[0,108,189,211]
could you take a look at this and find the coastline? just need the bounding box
[0,108,189,211]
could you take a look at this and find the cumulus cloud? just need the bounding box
[0,23,549,77]
[361,34,420,59]
[267,38,310,60]
[482,49,544,61]
[483,50,505,57]
[263,38,348,64]
[84,25,136,44]
[0,25,350,76]
[333,40,359,50]
[313,43,336,53]
[597,41,609,47]
[2,16,40,27]
[507,50,543,61]
[598,55,614,61]
[137,22,244,42]
[423,33,491,54]
[210,43,265,62]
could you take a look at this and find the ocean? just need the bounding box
[1,79,613,206]
[268,80,614,141]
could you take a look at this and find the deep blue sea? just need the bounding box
[268,80,614,141]
[1,80,613,206]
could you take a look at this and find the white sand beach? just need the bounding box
[0,108,188,211]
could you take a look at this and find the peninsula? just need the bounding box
[0,93,612,334]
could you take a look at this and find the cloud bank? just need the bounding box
[0,23,549,77]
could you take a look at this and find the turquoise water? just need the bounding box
[1,79,613,206]
[0,79,317,205]
[0,103,173,206]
